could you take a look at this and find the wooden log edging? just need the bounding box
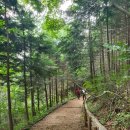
[83,100,107,130]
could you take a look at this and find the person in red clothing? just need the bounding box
[75,87,81,99]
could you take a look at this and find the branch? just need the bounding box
[112,3,130,17]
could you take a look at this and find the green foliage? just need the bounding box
[99,118,107,125]
[47,0,61,11]
[76,67,88,80]
[23,0,61,12]
[114,112,130,128]
[68,91,75,99]
[32,55,57,77]
[43,16,65,38]
[103,42,130,62]
[83,75,106,94]
[87,101,103,114]
[23,0,43,11]
[70,4,80,14]
[83,81,93,90]
[0,20,5,27]
[1,0,130,129]
[0,0,70,129]
[109,69,130,88]
[44,16,64,31]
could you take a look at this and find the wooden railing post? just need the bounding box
[88,116,92,130]
[93,127,99,130]
[84,108,88,127]
[84,99,107,130]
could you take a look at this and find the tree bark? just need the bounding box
[49,77,52,107]
[67,72,69,99]
[55,73,58,104]
[60,79,63,103]
[127,17,130,96]
[112,3,130,17]
[106,5,111,71]
[88,17,94,80]
[100,26,106,77]
[23,26,29,121]
[37,86,40,111]
[30,43,36,116]
[51,77,54,106]
[5,2,14,129]
[44,78,49,110]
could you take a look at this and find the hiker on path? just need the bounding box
[81,89,86,100]
[75,87,81,99]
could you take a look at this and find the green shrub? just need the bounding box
[87,101,103,114]
[114,112,130,128]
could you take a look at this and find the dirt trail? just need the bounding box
[31,99,87,130]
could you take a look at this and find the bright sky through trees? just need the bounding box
[60,0,73,11]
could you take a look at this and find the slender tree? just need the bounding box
[4,2,14,130]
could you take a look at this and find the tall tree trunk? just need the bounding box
[115,30,118,73]
[62,78,65,101]
[53,78,55,104]
[92,58,95,77]
[100,50,103,75]
[100,26,106,77]
[44,78,49,110]
[110,27,114,71]
[30,76,35,116]
[23,27,29,121]
[37,86,40,111]
[51,77,54,106]
[67,72,69,99]
[60,80,63,103]
[127,17,130,97]
[30,43,36,116]
[49,77,52,107]
[106,5,111,71]
[88,17,94,80]
[55,73,58,104]
[5,2,13,130]
[7,38,13,130]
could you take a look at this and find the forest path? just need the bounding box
[31,99,87,130]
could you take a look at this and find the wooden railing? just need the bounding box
[83,100,107,130]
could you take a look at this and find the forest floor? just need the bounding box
[87,97,130,130]
[31,98,87,130]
